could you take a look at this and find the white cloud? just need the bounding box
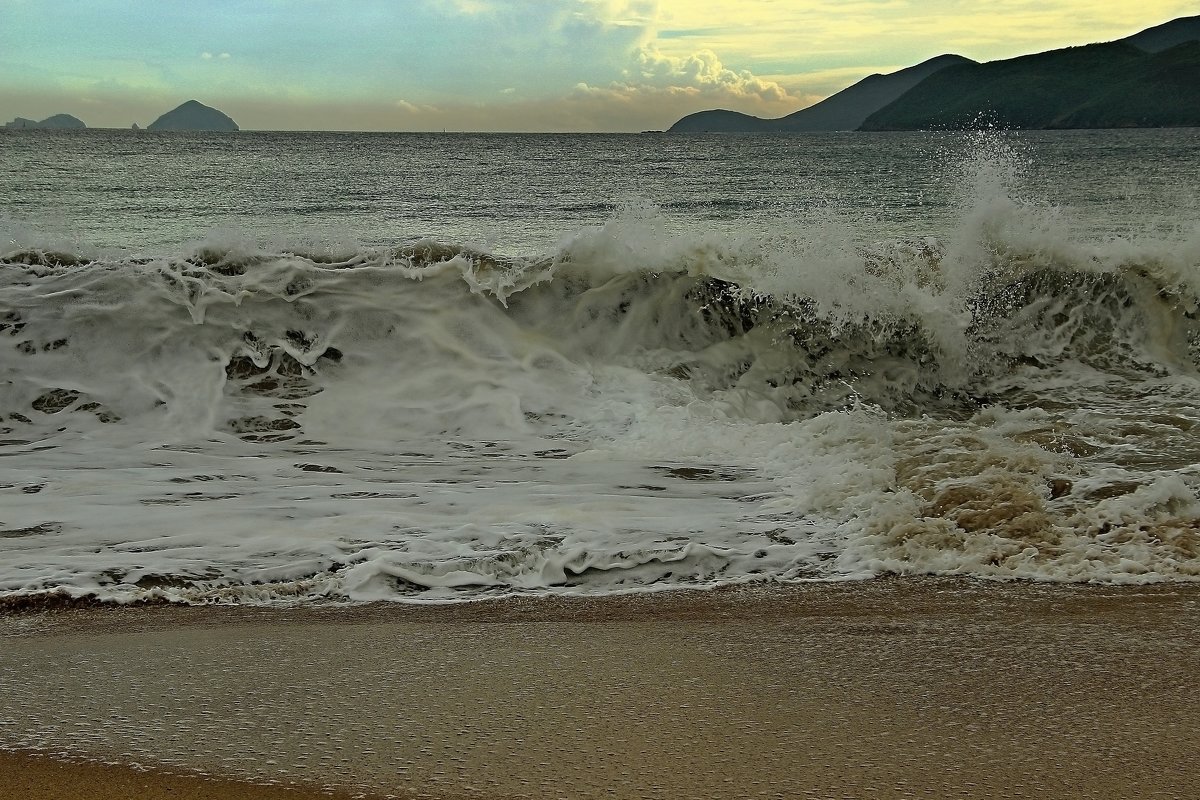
[9,0,1194,131]
[628,45,792,101]
[395,99,437,114]
[546,43,800,125]
[443,0,495,14]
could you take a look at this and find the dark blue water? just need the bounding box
[3,128,1197,253]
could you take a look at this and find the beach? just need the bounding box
[3,128,1200,799]
[2,580,1197,799]
[0,750,380,800]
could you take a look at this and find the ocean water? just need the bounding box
[2,128,1199,604]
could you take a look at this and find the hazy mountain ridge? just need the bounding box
[4,113,86,129]
[862,21,1200,130]
[1122,15,1200,54]
[4,101,237,132]
[668,54,975,133]
[669,15,1200,133]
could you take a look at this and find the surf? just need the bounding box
[2,131,1199,604]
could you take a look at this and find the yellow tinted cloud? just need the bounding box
[654,0,1196,56]
[4,0,1192,131]
[629,45,793,101]
[645,0,1196,113]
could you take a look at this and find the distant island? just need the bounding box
[146,100,239,132]
[4,100,237,132]
[669,15,1200,132]
[4,113,86,129]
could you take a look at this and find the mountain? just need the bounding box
[780,55,977,131]
[860,22,1200,131]
[4,113,86,129]
[667,15,1199,134]
[667,109,774,133]
[1123,14,1200,53]
[146,100,239,132]
[668,54,974,133]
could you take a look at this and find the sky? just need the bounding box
[1,0,1196,131]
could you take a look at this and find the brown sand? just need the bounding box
[1,580,1198,799]
[0,749,384,800]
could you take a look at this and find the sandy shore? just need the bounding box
[2,580,1198,799]
[0,749,386,800]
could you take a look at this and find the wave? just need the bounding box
[4,209,1197,417]
[2,196,1200,603]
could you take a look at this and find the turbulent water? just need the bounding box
[2,128,1199,604]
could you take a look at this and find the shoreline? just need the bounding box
[3,579,1198,799]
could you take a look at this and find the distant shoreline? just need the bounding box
[4,125,1200,134]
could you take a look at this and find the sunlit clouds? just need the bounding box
[0,0,1193,131]
[628,46,792,102]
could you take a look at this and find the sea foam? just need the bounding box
[2,137,1199,604]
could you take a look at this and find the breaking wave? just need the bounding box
[3,166,1200,604]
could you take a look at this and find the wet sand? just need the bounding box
[1,580,1198,799]
[0,749,385,800]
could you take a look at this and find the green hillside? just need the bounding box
[861,40,1200,130]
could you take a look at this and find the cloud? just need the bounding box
[634,0,1200,123]
[3,0,1195,131]
[394,99,438,114]
[444,0,495,14]
[535,43,800,126]
[651,0,1199,65]
[627,45,792,101]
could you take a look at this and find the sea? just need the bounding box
[2,127,1199,605]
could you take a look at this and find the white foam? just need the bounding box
[3,137,1200,602]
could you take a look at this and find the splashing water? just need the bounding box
[2,129,1199,604]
